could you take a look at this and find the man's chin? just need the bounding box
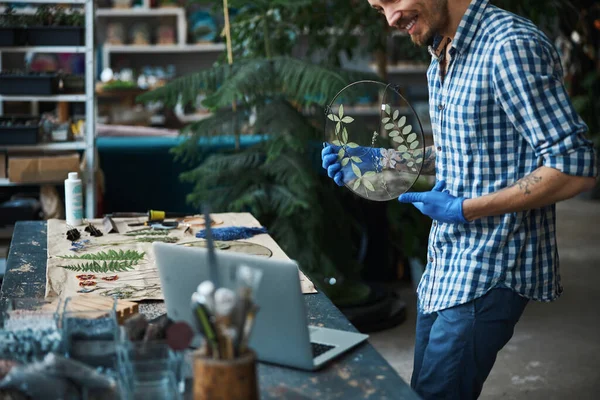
[410,32,432,46]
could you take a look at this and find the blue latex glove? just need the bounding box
[321,143,381,186]
[398,180,468,224]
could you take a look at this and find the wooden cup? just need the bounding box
[193,349,259,400]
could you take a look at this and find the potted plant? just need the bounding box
[25,5,85,46]
[138,0,379,305]
[0,116,40,145]
[0,6,27,46]
[0,70,60,95]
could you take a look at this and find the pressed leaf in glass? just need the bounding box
[324,80,425,201]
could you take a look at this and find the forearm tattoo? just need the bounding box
[511,173,543,195]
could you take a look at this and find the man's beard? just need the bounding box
[410,0,449,46]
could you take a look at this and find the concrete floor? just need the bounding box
[369,197,600,399]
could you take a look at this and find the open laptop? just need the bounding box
[153,242,368,370]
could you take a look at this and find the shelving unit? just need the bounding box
[0,0,96,218]
[101,43,225,71]
[97,5,224,71]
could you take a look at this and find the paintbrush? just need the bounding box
[202,204,220,288]
[233,265,262,355]
[197,280,216,314]
[191,292,220,359]
[214,287,237,359]
[239,304,259,355]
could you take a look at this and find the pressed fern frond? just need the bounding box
[124,230,169,236]
[60,260,138,273]
[58,249,147,273]
[135,236,179,243]
[58,249,145,262]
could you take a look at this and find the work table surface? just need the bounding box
[0,221,419,400]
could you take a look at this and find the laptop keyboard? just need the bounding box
[311,342,335,358]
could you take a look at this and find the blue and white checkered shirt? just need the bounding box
[420,0,598,313]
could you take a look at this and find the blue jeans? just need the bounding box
[411,287,529,400]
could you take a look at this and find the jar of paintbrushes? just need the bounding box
[191,265,262,400]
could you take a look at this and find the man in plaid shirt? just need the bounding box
[321,0,598,398]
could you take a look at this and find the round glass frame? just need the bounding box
[324,80,426,201]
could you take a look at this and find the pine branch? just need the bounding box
[203,57,375,109]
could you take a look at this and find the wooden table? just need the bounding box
[0,221,420,400]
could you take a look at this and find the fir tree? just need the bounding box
[139,0,378,300]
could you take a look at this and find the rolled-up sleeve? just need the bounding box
[492,37,598,178]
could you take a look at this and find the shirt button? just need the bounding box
[433,221,437,226]
[438,104,445,111]
[429,256,434,262]
[437,146,442,151]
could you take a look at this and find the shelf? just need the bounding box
[0,46,88,53]
[178,113,212,123]
[96,7,184,17]
[387,64,429,74]
[0,94,87,102]
[103,44,225,53]
[0,226,14,240]
[0,142,86,152]
[369,63,429,74]
[5,0,85,3]
[0,178,64,187]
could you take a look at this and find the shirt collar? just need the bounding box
[428,0,489,58]
[451,0,489,55]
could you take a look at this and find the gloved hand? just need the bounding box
[321,143,382,186]
[397,180,468,224]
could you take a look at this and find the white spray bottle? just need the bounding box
[65,172,83,226]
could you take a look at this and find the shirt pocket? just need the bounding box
[442,103,481,154]
[439,103,482,194]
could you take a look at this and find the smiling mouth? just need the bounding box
[398,13,419,31]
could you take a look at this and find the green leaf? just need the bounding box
[382,117,391,123]
[384,123,395,130]
[363,171,376,178]
[341,116,354,123]
[346,142,359,148]
[407,162,414,167]
[402,152,412,160]
[410,141,420,149]
[328,114,340,122]
[385,104,391,115]
[337,148,345,160]
[336,121,341,135]
[351,156,362,163]
[413,149,423,157]
[407,133,417,143]
[416,158,423,163]
[389,130,399,137]
[397,145,408,152]
[342,127,348,143]
[332,139,342,146]
[398,116,407,127]
[403,125,413,135]
[341,158,350,166]
[393,109,399,121]
[353,179,361,190]
[338,104,344,119]
[363,180,375,191]
[351,163,362,178]
[393,136,404,143]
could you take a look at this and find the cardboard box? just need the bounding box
[0,153,6,178]
[8,153,80,183]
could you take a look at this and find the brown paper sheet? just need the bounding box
[46,213,317,301]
